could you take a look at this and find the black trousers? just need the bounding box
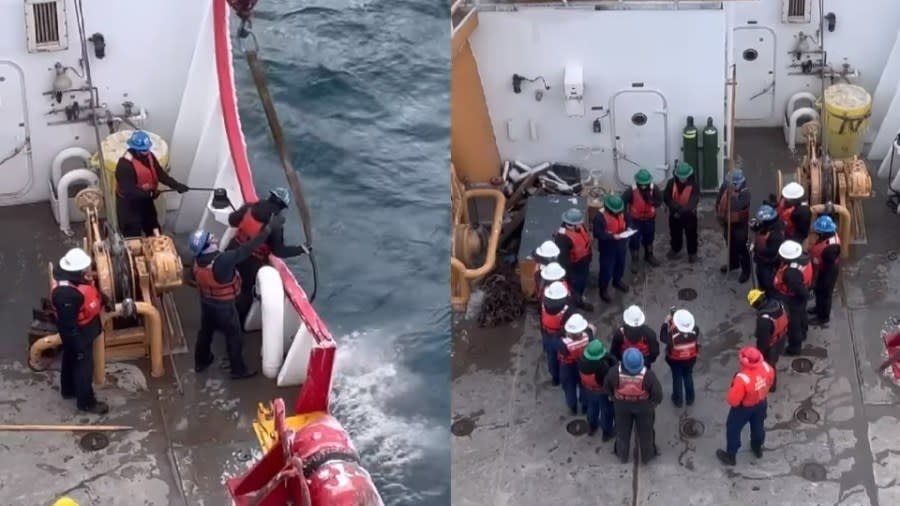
[754,261,777,295]
[60,331,98,410]
[613,400,656,464]
[116,196,160,237]
[235,256,265,327]
[195,299,247,375]
[783,298,808,351]
[814,270,839,320]
[759,337,786,390]
[669,212,698,255]
[722,223,751,275]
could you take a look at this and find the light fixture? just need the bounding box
[211,188,235,211]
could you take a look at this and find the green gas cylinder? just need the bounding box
[701,117,719,191]
[682,116,699,180]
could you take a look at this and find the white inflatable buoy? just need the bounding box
[257,266,286,379]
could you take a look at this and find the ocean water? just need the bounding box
[232,1,450,505]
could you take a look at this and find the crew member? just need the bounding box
[541,281,574,386]
[537,262,568,299]
[747,289,788,392]
[610,305,660,369]
[227,188,308,324]
[660,309,700,407]
[532,240,561,296]
[622,169,662,273]
[189,213,285,379]
[592,194,631,303]
[774,240,813,356]
[663,162,700,263]
[114,131,190,237]
[750,204,785,295]
[554,209,594,311]
[51,248,108,414]
[716,169,751,283]
[808,216,841,326]
[555,313,594,416]
[716,346,775,466]
[604,348,663,465]
[770,182,812,244]
[578,340,617,440]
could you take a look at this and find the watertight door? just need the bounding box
[0,62,30,198]
[734,26,776,120]
[611,90,668,184]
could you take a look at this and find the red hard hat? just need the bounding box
[739,346,763,368]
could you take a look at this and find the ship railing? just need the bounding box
[452,0,746,15]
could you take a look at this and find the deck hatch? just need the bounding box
[24,0,69,53]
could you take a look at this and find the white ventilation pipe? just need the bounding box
[51,147,93,187]
[877,134,900,178]
[786,107,820,153]
[783,92,818,148]
[57,169,99,235]
[257,266,286,379]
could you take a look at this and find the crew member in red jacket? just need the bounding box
[660,309,700,407]
[554,209,594,311]
[554,313,594,415]
[610,305,660,369]
[622,169,663,273]
[774,240,813,355]
[716,347,775,466]
[808,216,841,326]
[541,281,574,386]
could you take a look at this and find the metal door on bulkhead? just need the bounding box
[611,89,668,186]
[0,62,31,198]
[734,26,776,121]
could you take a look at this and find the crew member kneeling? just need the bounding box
[51,248,108,414]
[604,348,663,464]
[717,346,775,466]
[555,313,594,416]
[189,213,284,379]
[660,309,700,407]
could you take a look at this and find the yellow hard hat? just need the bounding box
[747,289,765,307]
[53,498,79,506]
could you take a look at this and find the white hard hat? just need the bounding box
[623,305,645,327]
[673,309,695,333]
[564,313,588,334]
[535,240,560,260]
[778,240,803,260]
[540,262,566,282]
[781,182,805,200]
[60,248,92,272]
[543,281,569,301]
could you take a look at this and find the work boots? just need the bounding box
[631,250,640,273]
[576,297,594,312]
[79,401,109,415]
[598,287,612,303]
[644,247,660,267]
[716,449,736,466]
[613,280,630,293]
[688,254,698,263]
[666,249,681,260]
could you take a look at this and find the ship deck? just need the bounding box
[0,206,288,505]
[451,128,900,506]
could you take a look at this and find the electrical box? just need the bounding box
[564,62,584,117]
[24,0,69,53]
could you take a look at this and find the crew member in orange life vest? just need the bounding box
[553,314,594,415]
[808,216,841,326]
[774,240,813,356]
[227,188,308,325]
[716,169,752,283]
[604,348,663,464]
[541,281,574,386]
[554,209,594,312]
[660,309,700,407]
[663,162,700,263]
[537,262,568,301]
[610,305,660,369]
[767,182,812,244]
[189,212,284,379]
[51,248,108,414]
[532,240,560,297]
[716,346,775,466]
[114,130,189,237]
[578,340,617,440]
[750,204,785,295]
[747,289,788,392]
[592,194,632,303]
[622,169,663,273]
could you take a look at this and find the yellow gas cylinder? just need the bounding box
[822,83,872,159]
[89,129,170,231]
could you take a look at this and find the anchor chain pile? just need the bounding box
[477,263,524,328]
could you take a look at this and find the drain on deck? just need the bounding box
[791,358,813,373]
[566,419,589,436]
[236,450,252,462]
[679,418,705,438]
[802,462,826,482]
[451,418,476,437]
[678,288,697,301]
[794,406,820,424]
[79,432,109,452]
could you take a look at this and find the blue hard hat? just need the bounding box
[814,215,837,234]
[127,130,152,152]
[622,348,645,374]
[755,204,777,222]
[188,230,211,257]
[268,187,290,207]
[731,169,745,186]
[561,208,583,225]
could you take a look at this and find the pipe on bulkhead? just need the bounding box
[809,204,851,258]
[787,107,820,153]
[51,147,93,188]
[29,333,62,370]
[57,169,99,235]
[92,301,164,385]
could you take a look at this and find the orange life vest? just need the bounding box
[667,322,699,361]
[774,259,814,296]
[671,182,693,207]
[193,259,242,301]
[731,362,774,406]
[558,333,589,365]
[809,236,841,269]
[613,366,650,401]
[51,280,102,326]
[579,368,604,392]
[629,186,656,220]
[760,304,789,348]
[233,210,272,260]
[117,152,159,196]
[620,327,650,358]
[541,304,568,334]
[776,199,808,237]
[603,211,626,236]
[558,225,592,263]
[716,188,749,223]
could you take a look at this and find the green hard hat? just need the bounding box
[605,194,625,213]
[584,340,607,360]
[635,169,653,186]
[675,162,694,180]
